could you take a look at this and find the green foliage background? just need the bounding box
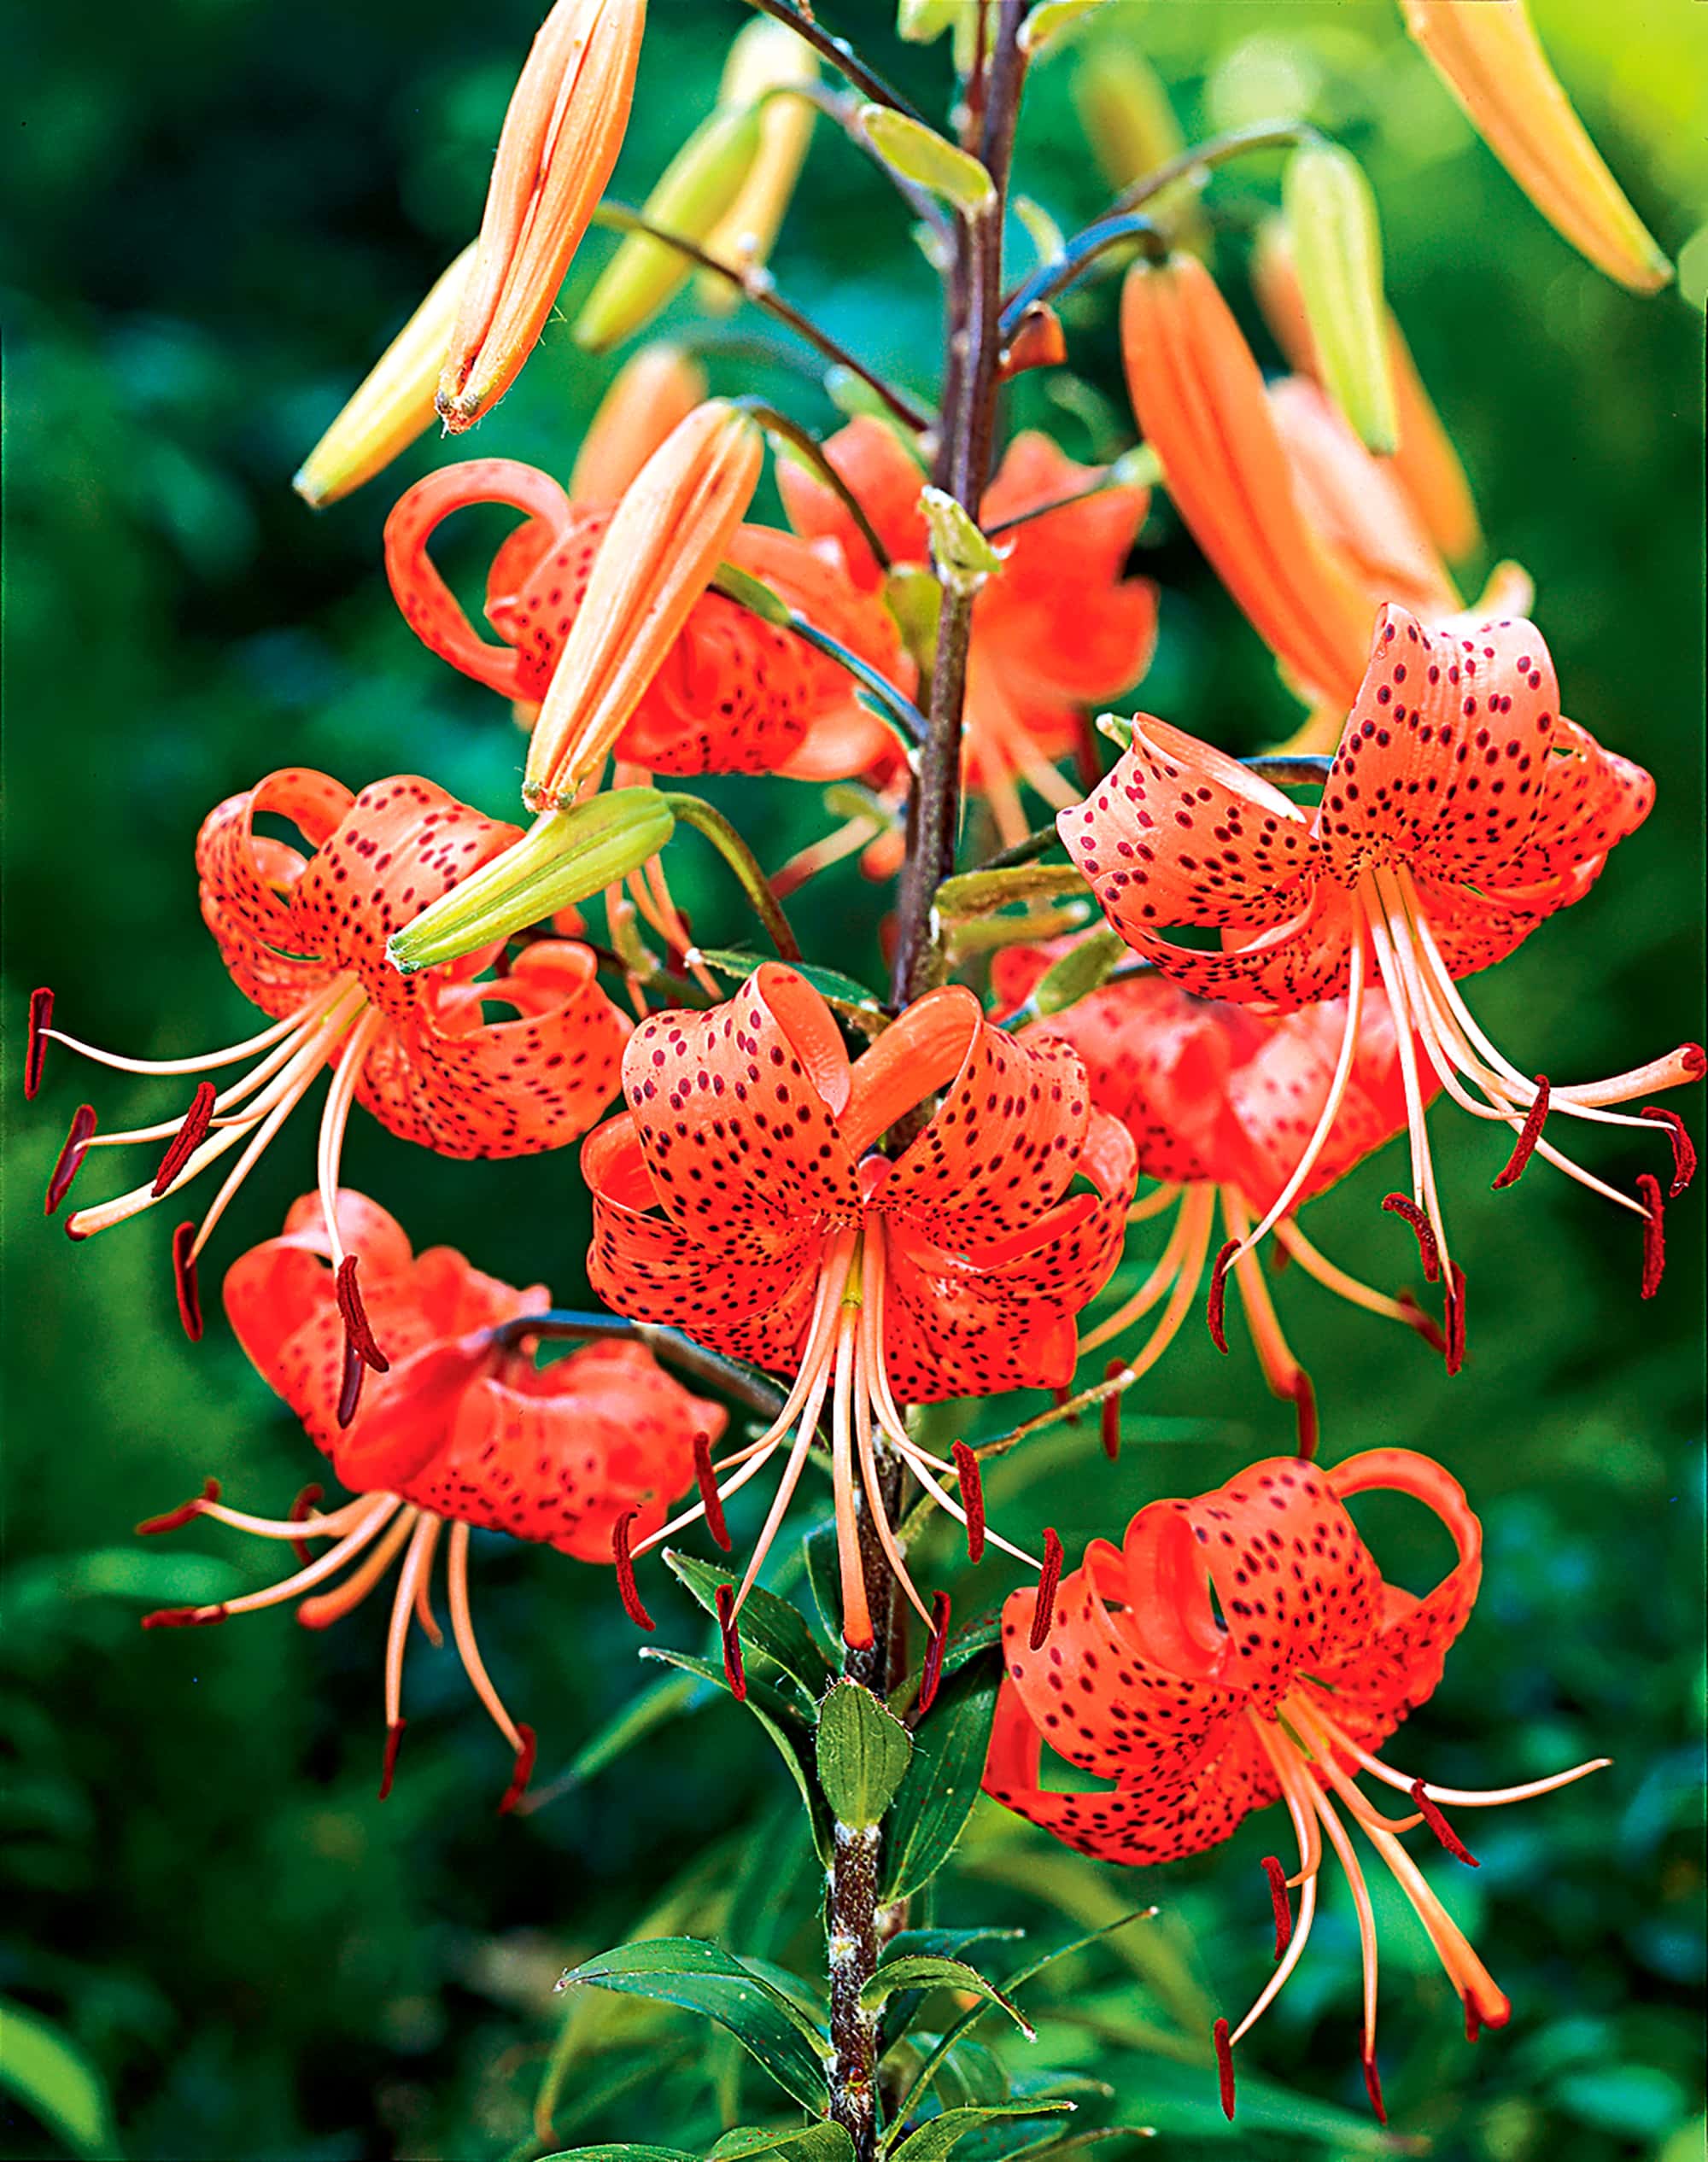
[3,3,1704,2158]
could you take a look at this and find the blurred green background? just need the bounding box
[3,2,1704,2158]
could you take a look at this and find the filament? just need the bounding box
[447,1522,527,1750]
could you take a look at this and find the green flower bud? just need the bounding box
[1283,143,1398,457]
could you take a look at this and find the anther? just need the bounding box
[716,1582,746,1701]
[1491,1076,1549,1189]
[45,1105,97,1215]
[1636,1172,1665,1299]
[1383,1194,1440,1282]
[1361,2048,1386,2125]
[141,1602,228,1629]
[172,1222,203,1342]
[1395,1287,1448,1355]
[336,1340,366,1429]
[951,1441,986,1562]
[288,1483,326,1567]
[1030,1528,1064,1651]
[136,1478,220,1536]
[1213,2017,1236,2121]
[1641,1107,1696,1197]
[378,1719,407,1801]
[1101,1359,1125,1461]
[1410,1779,1478,1867]
[1206,1239,1238,1353]
[498,1723,538,1816]
[1445,1262,1467,1376]
[1465,2002,1483,2045]
[25,987,53,1100]
[919,1589,951,1714]
[693,1431,731,1551]
[1261,1855,1292,1960]
[1288,1370,1319,1462]
[336,1254,389,1372]
[152,1080,217,1196]
[611,1510,655,1631]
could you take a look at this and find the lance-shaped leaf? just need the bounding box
[1282,143,1397,455]
[664,1549,833,1700]
[858,106,996,214]
[641,1646,833,1861]
[556,1938,830,2112]
[880,1655,1001,1900]
[706,2128,858,2162]
[1003,930,1128,1026]
[694,949,889,1032]
[887,2102,1075,2161]
[538,2148,697,2161]
[934,863,1089,921]
[0,2001,121,2162]
[816,1678,912,1826]
[861,1955,1034,2038]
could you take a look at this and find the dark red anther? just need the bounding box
[919,1590,951,1714]
[136,1477,220,1537]
[1268,1237,1291,1274]
[1491,1076,1550,1189]
[25,987,53,1100]
[288,1482,326,1567]
[716,1582,746,1701]
[378,1719,407,1802]
[1261,1855,1293,1960]
[693,1431,731,1551]
[1445,1263,1467,1376]
[1288,1370,1319,1462]
[1641,1107,1696,1197]
[1465,2001,1483,2044]
[1636,1172,1665,1298]
[611,1509,655,1631]
[1383,1193,1440,1282]
[45,1105,97,1215]
[1029,1528,1064,1651]
[1051,1383,1079,1428]
[1206,1238,1238,1353]
[1683,1043,1706,1078]
[1362,2049,1387,2125]
[336,1340,366,1429]
[336,1254,389,1372]
[172,1222,203,1341]
[152,1080,217,1196]
[951,1441,986,1562]
[497,1723,538,1816]
[1410,1779,1478,1867]
[1395,1287,1448,1356]
[1101,1359,1125,1461]
[1213,2018,1236,2121]
[141,1602,228,1629]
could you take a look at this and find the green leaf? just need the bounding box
[556,1938,828,2112]
[859,1955,1033,2039]
[1114,2054,1406,2148]
[538,2148,699,2161]
[1028,931,1128,1020]
[857,107,996,214]
[694,948,887,1023]
[640,1647,833,1862]
[888,2102,1073,2161]
[919,486,1003,593]
[879,1927,1025,1969]
[707,2129,858,2162]
[1019,0,1110,58]
[816,1679,912,1826]
[934,864,1087,920]
[880,1657,1000,1899]
[664,1549,833,1700]
[0,2001,121,2160]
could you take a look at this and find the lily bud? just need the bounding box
[696,20,819,313]
[387,788,675,973]
[1400,0,1670,293]
[573,103,763,352]
[294,245,474,508]
[524,400,764,811]
[1071,46,1208,256]
[1120,253,1373,710]
[438,0,646,433]
[1282,143,1397,456]
[570,342,708,501]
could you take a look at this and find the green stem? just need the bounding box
[661,792,804,961]
[731,398,895,571]
[711,564,929,756]
[743,0,928,126]
[493,1310,790,1423]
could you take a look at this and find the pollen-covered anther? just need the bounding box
[378,1718,407,1802]
[1206,1238,1238,1353]
[1101,1359,1125,1461]
[951,1441,986,1563]
[1395,1287,1448,1356]
[25,987,53,1100]
[141,1601,230,1630]
[611,1508,655,1631]
[1362,2048,1387,2126]
[919,1589,951,1715]
[336,1341,366,1430]
[1030,1528,1065,1651]
[1445,1262,1468,1376]
[1261,1855,1293,1960]
[172,1221,203,1342]
[1287,1370,1319,1463]
[1641,1107,1697,1198]
[497,1723,538,1816]
[1491,1076,1550,1189]
[1410,1780,1478,1867]
[716,1581,747,1702]
[287,1482,327,1567]
[45,1105,97,1216]
[1636,1172,1665,1299]
[1382,1193,1441,1283]
[693,1430,732,1551]
[1213,2017,1236,2121]
[336,1254,389,1373]
[136,1478,222,1537]
[152,1080,219,1196]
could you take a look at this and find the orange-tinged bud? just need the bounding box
[570,342,709,501]
[1120,253,1373,710]
[294,245,474,507]
[696,18,819,313]
[438,0,646,433]
[1400,0,1671,294]
[523,400,764,810]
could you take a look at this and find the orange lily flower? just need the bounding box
[1060,608,1700,1310]
[30,769,626,1342]
[985,1449,1609,2120]
[580,963,1137,1657]
[137,1190,717,1808]
[994,951,1448,1435]
[438,0,646,431]
[776,417,1156,844]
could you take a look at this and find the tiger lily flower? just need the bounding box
[777,417,1156,846]
[1060,608,1700,1314]
[137,1191,717,1807]
[29,770,627,1349]
[985,1449,1609,2121]
[1400,0,1671,294]
[581,963,1137,1657]
[994,952,1447,1432]
[437,0,646,431]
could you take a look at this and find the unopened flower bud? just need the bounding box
[1073,44,1184,193]
[294,245,474,508]
[438,0,646,433]
[696,20,818,313]
[1282,143,1397,455]
[570,342,708,502]
[524,400,764,810]
[574,103,764,352]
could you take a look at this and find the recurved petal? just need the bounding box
[1495,717,1653,886]
[196,768,354,1014]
